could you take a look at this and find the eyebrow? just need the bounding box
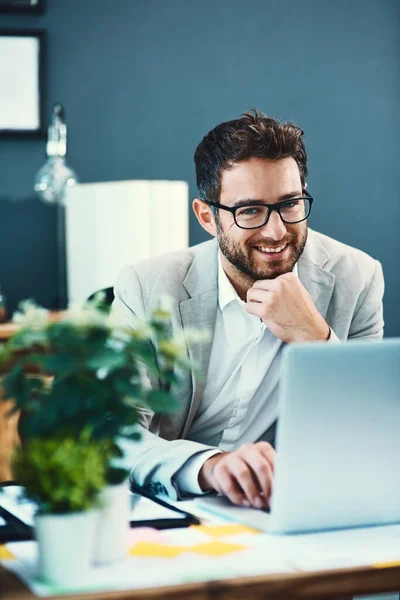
[230,191,303,208]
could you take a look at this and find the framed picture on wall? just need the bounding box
[0,0,44,14]
[0,29,45,137]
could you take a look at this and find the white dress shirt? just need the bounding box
[175,254,298,494]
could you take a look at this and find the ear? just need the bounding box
[192,198,218,237]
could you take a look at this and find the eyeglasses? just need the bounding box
[202,195,313,230]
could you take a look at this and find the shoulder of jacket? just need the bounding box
[309,229,379,275]
[115,239,216,289]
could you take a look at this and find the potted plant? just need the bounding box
[0,296,198,583]
[13,431,107,586]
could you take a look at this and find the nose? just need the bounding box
[259,209,287,240]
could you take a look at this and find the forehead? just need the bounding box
[220,157,302,204]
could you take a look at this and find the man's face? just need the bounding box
[217,157,308,282]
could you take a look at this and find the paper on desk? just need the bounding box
[277,524,400,571]
[0,544,15,559]
[2,513,400,597]
[3,529,294,597]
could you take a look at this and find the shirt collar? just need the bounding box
[218,253,242,311]
[217,252,298,311]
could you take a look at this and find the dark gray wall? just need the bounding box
[1,0,399,335]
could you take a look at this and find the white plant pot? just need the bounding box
[93,482,130,565]
[35,510,97,587]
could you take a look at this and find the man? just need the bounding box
[113,110,384,508]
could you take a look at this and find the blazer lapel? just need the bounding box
[298,229,335,320]
[179,240,219,437]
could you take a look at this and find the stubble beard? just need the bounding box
[217,223,308,281]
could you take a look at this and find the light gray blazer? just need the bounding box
[113,228,384,499]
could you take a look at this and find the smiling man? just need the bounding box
[114,110,384,508]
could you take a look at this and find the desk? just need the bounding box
[0,311,66,342]
[1,561,400,599]
[1,311,399,599]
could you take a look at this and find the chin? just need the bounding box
[255,265,293,280]
[253,255,297,280]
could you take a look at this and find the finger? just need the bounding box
[245,301,266,320]
[214,460,251,507]
[246,288,273,304]
[256,442,277,472]
[238,447,274,504]
[252,279,280,291]
[255,272,297,287]
[227,456,265,508]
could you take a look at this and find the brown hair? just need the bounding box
[194,109,308,210]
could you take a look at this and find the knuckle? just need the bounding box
[224,481,239,496]
[236,467,250,480]
[258,462,272,477]
[241,443,253,453]
[216,462,229,477]
[258,441,273,450]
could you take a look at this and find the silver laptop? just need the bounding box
[196,339,400,534]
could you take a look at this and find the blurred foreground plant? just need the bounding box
[0,295,206,512]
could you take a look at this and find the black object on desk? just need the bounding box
[0,505,34,543]
[0,481,200,539]
[130,483,200,530]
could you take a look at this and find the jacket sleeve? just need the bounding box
[348,260,385,341]
[115,429,220,499]
[112,266,218,500]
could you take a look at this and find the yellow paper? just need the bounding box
[0,545,15,560]
[191,541,246,556]
[129,542,185,558]
[374,560,400,569]
[128,538,246,558]
[192,523,258,537]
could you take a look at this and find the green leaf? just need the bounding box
[44,354,77,374]
[86,349,126,371]
[105,466,129,485]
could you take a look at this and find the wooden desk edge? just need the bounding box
[0,311,67,341]
[1,561,400,600]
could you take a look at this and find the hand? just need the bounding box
[198,442,276,508]
[246,272,330,343]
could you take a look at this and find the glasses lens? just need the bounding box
[235,205,269,228]
[280,198,310,223]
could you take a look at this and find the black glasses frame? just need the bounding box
[202,195,313,230]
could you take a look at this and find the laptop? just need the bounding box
[195,338,400,534]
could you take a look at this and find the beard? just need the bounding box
[217,224,308,281]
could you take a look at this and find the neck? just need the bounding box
[220,253,255,301]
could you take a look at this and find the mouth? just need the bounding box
[254,242,289,258]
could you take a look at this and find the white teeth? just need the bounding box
[257,244,287,253]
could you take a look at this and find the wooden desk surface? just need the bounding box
[1,561,400,600]
[0,320,21,341]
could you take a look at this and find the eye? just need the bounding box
[238,207,263,216]
[283,200,300,209]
